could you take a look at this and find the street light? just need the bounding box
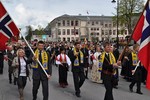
[112,0,119,49]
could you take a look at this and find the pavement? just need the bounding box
[0,61,150,100]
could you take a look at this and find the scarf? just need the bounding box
[73,48,84,66]
[32,49,48,70]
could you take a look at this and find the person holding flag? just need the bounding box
[98,41,121,100]
[128,44,143,94]
[31,41,52,100]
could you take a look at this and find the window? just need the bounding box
[97,28,99,31]
[58,29,61,35]
[67,37,70,42]
[91,33,93,35]
[67,29,70,35]
[113,30,116,35]
[71,21,74,26]
[58,22,61,26]
[75,20,78,26]
[94,28,96,31]
[102,30,104,35]
[109,30,112,35]
[88,21,90,24]
[63,29,66,35]
[97,33,99,35]
[109,24,112,27]
[71,29,74,35]
[92,22,94,25]
[67,20,70,26]
[63,37,66,41]
[91,28,93,31]
[105,24,108,27]
[75,29,78,35]
[63,20,65,26]
[96,21,99,24]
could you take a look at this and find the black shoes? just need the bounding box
[129,86,133,92]
[136,91,143,95]
[75,93,81,97]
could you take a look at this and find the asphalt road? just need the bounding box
[0,61,150,100]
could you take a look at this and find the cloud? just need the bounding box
[14,3,56,34]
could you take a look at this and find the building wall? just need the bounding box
[49,15,129,42]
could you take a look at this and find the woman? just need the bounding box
[91,46,102,83]
[12,48,30,100]
[56,47,71,88]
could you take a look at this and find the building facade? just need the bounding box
[46,14,129,42]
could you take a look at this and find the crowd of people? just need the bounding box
[0,39,148,100]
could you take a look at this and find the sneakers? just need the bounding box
[75,93,81,98]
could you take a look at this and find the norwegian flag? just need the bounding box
[132,0,150,90]
[0,1,20,50]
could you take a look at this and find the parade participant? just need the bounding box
[81,44,89,79]
[12,49,30,100]
[111,45,119,89]
[70,42,85,97]
[129,44,143,94]
[91,46,102,83]
[7,45,16,84]
[0,49,5,74]
[99,42,120,100]
[120,46,131,80]
[56,47,71,88]
[31,41,52,100]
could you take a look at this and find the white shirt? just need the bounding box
[93,52,101,62]
[19,58,27,76]
[56,54,71,66]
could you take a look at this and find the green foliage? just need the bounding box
[25,25,33,40]
[113,0,145,34]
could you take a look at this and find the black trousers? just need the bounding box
[17,76,27,89]
[103,74,114,100]
[72,71,85,94]
[129,80,141,92]
[32,79,49,100]
[59,64,68,85]
[0,54,4,74]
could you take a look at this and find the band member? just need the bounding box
[56,47,71,88]
[129,44,143,94]
[12,49,30,100]
[99,42,120,100]
[7,45,16,84]
[81,44,89,79]
[70,42,85,97]
[31,41,52,100]
[0,49,5,74]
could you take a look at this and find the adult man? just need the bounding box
[70,42,85,97]
[81,44,89,79]
[31,41,52,100]
[99,42,120,100]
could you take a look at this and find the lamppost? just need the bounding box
[112,0,119,49]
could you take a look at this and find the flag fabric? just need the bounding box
[132,0,150,90]
[0,1,20,49]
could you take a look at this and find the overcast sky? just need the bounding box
[1,0,146,32]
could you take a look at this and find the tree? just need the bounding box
[113,0,145,35]
[25,25,33,40]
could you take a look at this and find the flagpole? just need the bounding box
[0,0,49,77]
[118,0,149,61]
[132,61,140,75]
[20,33,49,77]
